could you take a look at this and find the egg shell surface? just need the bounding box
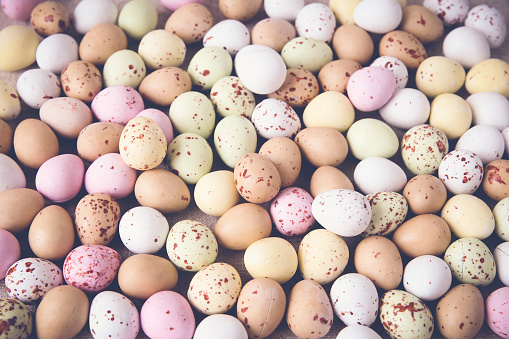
[214,115,257,168]
[187,46,232,90]
[354,157,407,195]
[347,66,397,112]
[39,97,93,139]
[251,98,301,139]
[0,188,45,234]
[465,58,509,98]
[456,124,505,164]
[91,85,144,125]
[486,287,509,338]
[72,0,118,35]
[0,153,25,193]
[347,118,399,160]
[1,0,42,20]
[281,36,333,73]
[363,191,408,237]
[168,91,215,139]
[353,0,402,34]
[76,122,124,163]
[75,193,120,246]
[467,91,509,131]
[16,68,61,109]
[194,314,248,339]
[270,187,314,236]
[203,19,250,55]
[0,229,20,279]
[0,25,39,72]
[423,0,469,25]
[295,3,336,43]
[379,88,430,130]
[0,79,21,120]
[103,49,147,88]
[36,33,78,74]
[402,174,447,215]
[494,242,509,287]
[0,297,32,339]
[138,29,186,70]
[438,149,484,195]
[465,4,507,48]
[403,255,452,301]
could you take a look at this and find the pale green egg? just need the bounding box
[118,0,157,40]
[281,37,333,73]
[138,30,186,70]
[303,91,355,133]
[168,91,215,139]
[103,49,146,88]
[167,133,213,184]
[210,76,256,118]
[214,115,257,168]
[347,118,399,160]
[187,46,232,90]
[493,197,509,241]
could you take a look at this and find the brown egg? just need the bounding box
[75,193,120,245]
[0,119,12,154]
[403,174,447,214]
[252,18,296,52]
[392,214,451,258]
[134,168,191,214]
[268,68,319,108]
[0,188,45,234]
[61,60,102,103]
[318,59,362,93]
[237,278,286,339]
[13,118,59,169]
[118,254,179,299]
[79,23,128,65]
[258,136,301,188]
[310,165,354,198]
[354,235,403,290]
[76,122,124,163]
[379,30,427,69]
[30,1,70,36]
[29,205,75,261]
[138,67,192,106]
[332,24,374,65]
[35,285,89,339]
[165,3,213,45]
[234,153,281,204]
[286,279,333,338]
[295,126,348,167]
[401,5,444,44]
[436,284,484,339]
[219,0,263,22]
[483,159,509,201]
[213,203,272,250]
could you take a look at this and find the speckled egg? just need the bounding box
[379,30,427,69]
[210,76,256,118]
[401,124,449,175]
[30,1,70,36]
[91,85,145,125]
[312,189,371,237]
[270,187,314,236]
[0,298,32,339]
[258,136,302,188]
[169,91,215,139]
[188,46,232,90]
[167,132,213,185]
[371,55,408,90]
[61,60,102,103]
[203,19,250,55]
[295,3,336,43]
[63,244,121,293]
[318,59,362,93]
[400,5,444,44]
[0,79,21,121]
[465,4,507,48]
[16,68,61,109]
[103,49,146,88]
[138,30,185,70]
[164,3,213,45]
[166,220,218,272]
[483,159,509,201]
[187,262,242,315]
[465,58,509,98]
[281,37,333,73]
[416,56,465,98]
[75,193,120,246]
[486,287,509,338]
[5,257,63,303]
[268,68,319,108]
[438,149,483,195]
[363,191,408,237]
[36,33,78,74]
[444,237,496,287]
[214,115,257,168]
[298,229,349,285]
[251,98,301,139]
[423,0,469,26]
[136,108,174,145]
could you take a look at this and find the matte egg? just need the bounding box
[0,229,20,279]
[281,37,333,73]
[258,136,301,188]
[363,191,408,237]
[295,126,348,167]
[332,24,373,65]
[103,50,146,88]
[138,66,192,106]
[486,287,509,338]
[416,56,465,98]
[75,193,120,246]
[353,0,402,34]
[203,19,250,55]
[138,29,186,69]
[188,46,232,90]
[347,66,396,112]
[465,4,507,48]
[0,153,25,193]
[194,314,248,339]
[295,3,336,43]
[403,174,447,214]
[379,30,427,69]
[72,0,118,35]
[210,76,256,118]
[438,149,483,195]
[403,255,452,301]
[39,97,92,139]
[465,58,509,98]
[0,79,21,120]
[77,122,124,162]
[467,92,509,131]
[309,166,354,198]
[354,157,407,195]
[194,170,239,217]
[423,0,469,26]
[251,17,296,52]
[271,187,314,236]
[0,298,32,339]
[251,98,301,139]
[36,33,78,74]
[16,68,61,109]
[379,88,430,130]
[347,118,399,160]
[164,3,213,45]
[483,159,509,201]
[30,1,70,36]
[118,0,157,40]
[219,0,262,22]
[168,91,215,139]
[302,91,355,132]
[79,22,127,65]
[61,60,102,103]
[0,188,45,234]
[214,115,257,168]
[318,59,362,93]
[0,25,39,72]
[268,68,319,108]
[400,4,444,43]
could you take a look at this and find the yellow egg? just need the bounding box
[194,170,239,217]
[0,25,39,71]
[329,0,362,25]
[303,91,355,132]
[429,93,472,139]
[0,79,21,120]
[416,56,465,98]
[466,58,509,98]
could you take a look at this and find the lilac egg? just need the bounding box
[91,85,144,125]
[1,0,43,21]
[0,229,20,279]
[136,108,174,144]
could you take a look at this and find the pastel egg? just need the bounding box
[251,17,296,52]
[119,206,169,254]
[402,174,447,215]
[465,4,507,48]
[164,3,212,45]
[138,66,192,106]
[347,66,396,112]
[483,159,509,201]
[77,122,124,163]
[138,29,186,69]
[312,189,372,237]
[421,57,465,99]
[336,325,382,339]
[79,23,127,66]
[0,25,39,71]
[347,118,399,160]
[29,1,70,36]
[295,126,348,167]
[36,33,78,74]
[203,19,250,55]
[103,50,146,88]
[379,30,427,69]
[218,0,262,22]
[118,0,157,40]
[210,76,256,118]
[0,298,32,339]
[443,26,490,69]
[72,0,118,34]
[160,0,205,12]
[1,0,42,20]
[370,55,408,89]
[423,0,469,26]
[353,0,403,34]
[63,244,121,292]
[251,98,301,139]
[486,287,509,338]
[329,0,361,24]
[61,60,102,103]
[0,79,21,121]
[295,3,336,43]
[263,0,304,21]
[268,68,319,108]
[0,120,12,154]
[166,220,218,272]
[430,93,472,139]
[494,242,509,287]
[75,193,120,246]
[309,166,354,198]
[302,91,355,133]
[318,59,362,93]
[400,4,444,43]
[188,46,232,90]
[332,24,373,65]
[465,58,509,98]
[0,153,26,193]
[354,157,407,195]
[270,187,314,236]
[403,255,452,301]
[438,149,483,195]
[194,314,248,339]
[194,170,240,217]
[258,136,302,188]
[494,197,509,241]
[136,108,174,144]
[281,37,333,73]
[0,228,20,279]
[467,92,509,131]
[16,69,61,109]
[39,97,92,139]
[214,115,257,168]
[363,191,408,237]
[0,188,45,234]
[379,88,430,130]
[169,91,215,139]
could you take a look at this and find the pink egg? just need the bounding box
[1,0,43,21]
[270,187,315,236]
[347,66,397,112]
[0,229,20,279]
[35,154,85,202]
[486,287,509,338]
[84,153,137,200]
[141,290,196,339]
[91,85,144,125]
[136,108,174,144]
[160,0,205,12]
[63,244,121,293]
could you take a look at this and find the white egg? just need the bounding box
[403,255,452,301]
[73,0,118,34]
[0,153,26,193]
[119,206,170,254]
[455,125,505,164]
[251,98,301,139]
[423,0,469,26]
[330,273,379,326]
[467,92,509,131]
[36,34,79,74]
[89,291,140,339]
[353,0,402,34]
[371,55,408,90]
[443,26,490,69]
[194,314,248,339]
[203,20,250,55]
[438,149,483,195]
[494,242,509,287]
[234,45,287,95]
[264,0,305,21]
[312,189,372,237]
[379,88,430,130]
[295,3,336,44]
[16,69,61,109]
[336,325,382,339]
[354,157,407,195]
[465,4,507,48]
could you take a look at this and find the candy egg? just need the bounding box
[72,0,118,34]
[194,314,248,339]
[443,26,490,69]
[295,126,348,167]
[75,193,120,246]
[164,3,213,45]
[423,0,469,26]
[118,0,157,40]
[380,88,430,130]
[402,174,447,215]
[168,91,215,139]
[400,4,444,43]
[0,153,25,193]
[103,49,146,88]
[363,191,408,237]
[0,229,20,279]
[271,187,314,236]
[137,108,174,144]
[0,298,32,339]
[494,242,509,286]
[467,92,509,131]
[318,59,362,93]
[347,118,399,160]
[263,0,304,21]
[354,157,407,195]
[483,159,509,201]
[379,30,427,69]
[465,58,509,98]
[268,68,319,108]
[251,17,296,52]
[492,197,509,241]
[188,46,232,90]
[203,19,250,55]
[332,24,373,65]
[403,255,452,301]
[0,188,45,234]
[302,91,355,132]
[347,66,397,112]
[251,98,301,139]
[353,0,403,34]
[194,170,240,216]
[465,4,507,48]
[281,37,333,73]
[337,325,382,339]
[160,0,205,12]
[138,29,186,69]
[295,3,336,43]
[16,69,61,109]
[438,149,483,195]
[371,55,408,90]
[0,25,39,72]
[138,66,192,106]
[258,136,301,188]
[0,120,12,154]
[210,76,256,118]
[39,97,92,139]
[61,60,102,103]
[36,33,78,74]
[456,125,504,165]
[218,0,262,22]
[29,1,70,36]
[79,22,127,66]
[0,79,21,120]
[1,0,42,20]
[486,287,509,338]
[214,115,257,168]
[309,166,354,198]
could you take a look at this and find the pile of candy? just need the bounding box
[1,0,509,338]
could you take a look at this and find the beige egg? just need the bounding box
[403,174,447,214]
[138,67,192,106]
[286,279,333,339]
[379,30,427,69]
[61,60,102,103]
[79,23,128,66]
[219,0,263,22]
[318,59,362,93]
[75,193,121,246]
[35,285,89,339]
[134,168,191,214]
[309,165,354,198]
[354,235,403,290]
[165,3,213,45]
[303,91,355,132]
[294,126,348,167]
[258,136,301,188]
[483,159,509,201]
[29,205,75,261]
[13,118,59,169]
[252,18,296,52]
[400,5,444,43]
[77,122,124,163]
[332,24,373,65]
[0,188,45,234]
[392,214,451,258]
[194,170,240,217]
[213,203,272,250]
[416,56,466,98]
[236,278,286,339]
[117,253,178,300]
[435,284,484,339]
[268,68,319,107]
[30,1,70,36]
[429,93,472,139]
[465,58,509,98]
[234,153,281,203]
[0,119,13,154]
[39,97,93,139]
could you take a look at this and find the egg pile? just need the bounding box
[0,0,509,338]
